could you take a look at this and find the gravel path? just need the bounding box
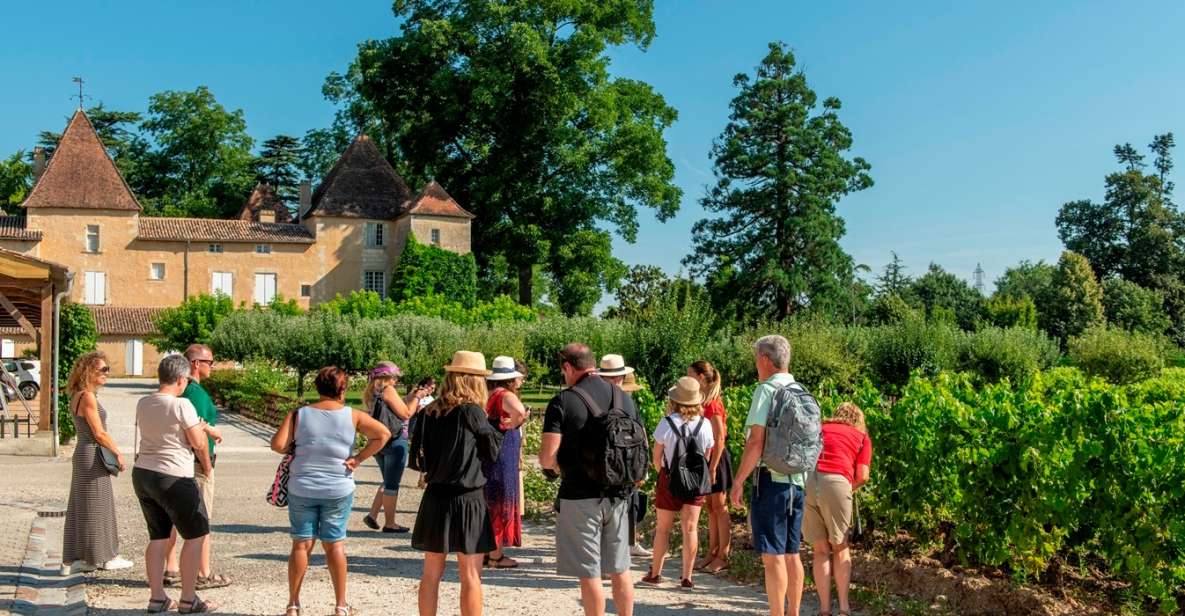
[1,379,809,615]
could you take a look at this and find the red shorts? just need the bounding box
[655,468,706,511]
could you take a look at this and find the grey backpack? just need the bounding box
[760,381,823,476]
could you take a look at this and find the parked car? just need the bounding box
[2,360,40,400]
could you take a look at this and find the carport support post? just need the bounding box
[38,282,52,432]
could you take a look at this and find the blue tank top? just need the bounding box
[289,406,356,499]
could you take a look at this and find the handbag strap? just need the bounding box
[286,407,301,455]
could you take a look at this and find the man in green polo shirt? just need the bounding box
[164,344,230,589]
[731,335,806,616]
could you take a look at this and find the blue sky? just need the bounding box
[3,0,1184,293]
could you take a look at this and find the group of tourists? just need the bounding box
[59,334,873,616]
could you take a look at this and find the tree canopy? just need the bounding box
[331,0,681,312]
[687,42,873,321]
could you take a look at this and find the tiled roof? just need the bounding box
[137,217,315,244]
[0,217,42,241]
[22,110,142,211]
[88,306,162,335]
[236,182,292,224]
[305,135,412,220]
[405,181,475,219]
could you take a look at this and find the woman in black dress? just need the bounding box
[411,351,502,616]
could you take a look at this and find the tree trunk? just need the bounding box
[517,264,533,307]
[295,370,306,399]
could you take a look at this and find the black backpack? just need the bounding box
[370,389,403,443]
[570,384,649,490]
[664,415,712,500]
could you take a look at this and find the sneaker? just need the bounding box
[100,556,134,571]
[630,544,652,557]
[61,561,96,575]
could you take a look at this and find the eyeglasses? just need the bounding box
[193,359,214,365]
[99,366,110,374]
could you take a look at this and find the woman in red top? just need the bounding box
[688,360,732,573]
[803,402,873,616]
[481,356,528,568]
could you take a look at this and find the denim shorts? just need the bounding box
[376,438,409,496]
[749,469,804,555]
[288,493,354,542]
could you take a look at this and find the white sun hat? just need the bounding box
[487,355,524,381]
[597,354,635,377]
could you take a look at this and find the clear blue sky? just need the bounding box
[3,0,1185,293]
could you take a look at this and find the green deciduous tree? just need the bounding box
[984,295,1038,330]
[389,234,478,307]
[907,264,984,330]
[0,152,32,207]
[57,302,99,443]
[687,42,873,321]
[343,0,681,307]
[135,87,257,218]
[603,265,671,319]
[150,293,236,352]
[1101,277,1170,335]
[38,104,144,161]
[994,260,1055,302]
[1040,251,1105,342]
[255,135,303,205]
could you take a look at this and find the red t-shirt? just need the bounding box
[703,398,726,421]
[815,422,872,486]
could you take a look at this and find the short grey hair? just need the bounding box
[754,335,791,370]
[157,354,191,385]
[184,343,212,361]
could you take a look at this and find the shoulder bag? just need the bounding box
[266,408,300,507]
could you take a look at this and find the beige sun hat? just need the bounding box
[621,372,644,393]
[487,355,524,381]
[443,351,492,376]
[667,376,704,406]
[597,354,635,377]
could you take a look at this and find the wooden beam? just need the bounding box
[39,283,52,431]
[0,288,38,340]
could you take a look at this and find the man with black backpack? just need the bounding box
[731,335,823,616]
[540,343,649,616]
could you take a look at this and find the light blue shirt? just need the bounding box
[289,406,356,499]
[745,373,806,487]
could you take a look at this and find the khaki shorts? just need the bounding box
[802,472,852,546]
[195,467,215,519]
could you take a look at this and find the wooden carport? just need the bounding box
[0,248,71,440]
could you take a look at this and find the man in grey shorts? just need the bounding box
[540,343,639,616]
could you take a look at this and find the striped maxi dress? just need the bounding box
[62,399,120,566]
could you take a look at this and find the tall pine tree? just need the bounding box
[255,135,303,205]
[687,42,872,321]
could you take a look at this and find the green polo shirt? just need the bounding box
[183,380,218,455]
[744,372,806,487]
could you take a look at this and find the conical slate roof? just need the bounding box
[236,182,291,223]
[22,109,141,211]
[406,180,475,219]
[305,135,412,220]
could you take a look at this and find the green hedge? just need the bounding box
[1067,325,1168,384]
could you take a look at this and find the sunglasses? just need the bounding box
[192,359,215,365]
[99,366,110,374]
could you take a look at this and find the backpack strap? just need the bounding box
[568,385,605,418]
[689,415,706,438]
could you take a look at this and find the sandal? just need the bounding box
[163,570,181,586]
[487,555,518,569]
[178,596,218,614]
[640,573,662,584]
[286,606,301,616]
[693,556,714,571]
[362,515,379,530]
[195,573,232,590]
[147,597,175,613]
[681,577,695,589]
[704,558,729,573]
[333,606,359,616]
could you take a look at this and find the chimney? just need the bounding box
[258,209,276,224]
[33,147,46,182]
[299,180,312,217]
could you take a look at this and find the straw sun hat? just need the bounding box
[443,351,492,376]
[487,355,524,381]
[597,354,635,377]
[667,376,704,406]
[620,372,644,393]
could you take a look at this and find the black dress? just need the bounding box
[410,403,502,554]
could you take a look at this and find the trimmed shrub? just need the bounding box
[958,326,1060,384]
[1067,326,1166,384]
[150,293,235,352]
[866,318,960,389]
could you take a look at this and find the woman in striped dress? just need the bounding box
[62,351,133,574]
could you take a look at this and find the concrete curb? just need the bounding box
[8,511,87,615]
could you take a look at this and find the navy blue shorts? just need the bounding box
[749,470,804,555]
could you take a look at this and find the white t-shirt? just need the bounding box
[653,412,715,468]
[134,393,201,477]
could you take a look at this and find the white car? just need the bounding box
[2,359,40,400]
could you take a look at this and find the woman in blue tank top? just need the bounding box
[270,367,390,616]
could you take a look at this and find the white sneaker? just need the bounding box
[630,544,652,557]
[61,561,96,575]
[100,556,134,571]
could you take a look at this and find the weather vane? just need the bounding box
[72,76,86,108]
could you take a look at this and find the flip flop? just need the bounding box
[487,555,518,569]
